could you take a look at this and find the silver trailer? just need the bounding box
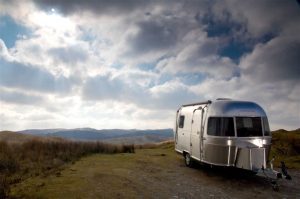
[174,99,291,189]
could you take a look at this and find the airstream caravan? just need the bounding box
[174,99,272,172]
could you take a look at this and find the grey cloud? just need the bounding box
[126,19,179,55]
[156,31,237,79]
[150,87,199,109]
[48,45,88,65]
[0,89,44,105]
[241,37,300,83]
[82,75,126,101]
[0,58,72,94]
[82,74,151,107]
[33,0,152,16]
[82,74,197,110]
[213,0,300,38]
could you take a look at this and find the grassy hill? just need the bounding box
[0,131,44,143]
[0,131,65,143]
[270,128,300,168]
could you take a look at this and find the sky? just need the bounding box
[0,0,299,131]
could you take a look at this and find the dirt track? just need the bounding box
[129,150,300,199]
[149,161,300,199]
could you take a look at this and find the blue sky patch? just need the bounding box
[219,32,276,62]
[179,73,206,86]
[137,62,156,71]
[0,15,30,48]
[219,39,251,62]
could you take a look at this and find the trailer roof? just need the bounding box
[208,100,267,117]
[179,99,267,117]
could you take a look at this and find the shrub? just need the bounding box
[122,144,135,153]
[0,175,10,199]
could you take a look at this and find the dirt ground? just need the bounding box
[11,146,300,199]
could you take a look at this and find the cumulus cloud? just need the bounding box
[127,19,178,55]
[213,0,300,38]
[82,73,194,110]
[0,58,72,94]
[0,88,44,105]
[241,36,300,83]
[33,0,152,16]
[0,0,299,130]
[156,29,237,79]
[48,45,88,65]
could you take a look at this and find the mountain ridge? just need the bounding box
[16,128,173,144]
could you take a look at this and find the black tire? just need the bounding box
[271,180,279,192]
[184,153,193,167]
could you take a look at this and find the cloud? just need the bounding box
[127,19,178,55]
[48,45,88,65]
[0,39,12,60]
[241,36,300,83]
[149,79,199,109]
[212,0,300,37]
[0,58,72,94]
[82,73,196,110]
[156,29,237,79]
[0,0,299,131]
[33,0,151,16]
[0,88,44,105]
[82,74,127,101]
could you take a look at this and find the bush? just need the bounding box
[122,144,135,153]
[0,175,10,199]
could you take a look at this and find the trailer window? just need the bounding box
[263,117,270,136]
[207,117,234,136]
[179,115,185,128]
[236,117,262,137]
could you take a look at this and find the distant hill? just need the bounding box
[17,128,174,144]
[18,128,66,135]
[0,131,64,143]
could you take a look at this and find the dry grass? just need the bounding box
[271,129,300,168]
[0,137,134,198]
[135,140,173,149]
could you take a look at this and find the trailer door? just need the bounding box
[190,108,202,160]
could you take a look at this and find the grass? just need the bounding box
[8,140,299,199]
[0,135,134,199]
[1,129,299,198]
[270,129,300,168]
[9,142,176,199]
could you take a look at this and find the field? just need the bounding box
[8,141,300,199]
[1,129,300,198]
[0,131,134,198]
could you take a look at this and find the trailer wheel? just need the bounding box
[271,180,279,192]
[184,153,193,167]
